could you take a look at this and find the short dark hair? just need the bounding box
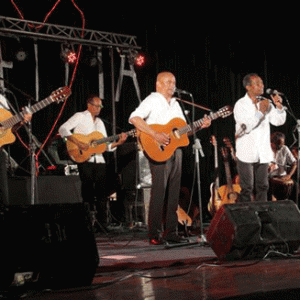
[87,96,100,104]
[271,131,285,145]
[243,73,259,88]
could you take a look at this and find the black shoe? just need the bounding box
[165,235,189,244]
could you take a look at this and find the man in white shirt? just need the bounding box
[59,96,127,225]
[129,72,211,245]
[268,131,297,200]
[234,73,286,202]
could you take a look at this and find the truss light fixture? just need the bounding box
[61,44,77,64]
[15,48,27,61]
[135,53,145,67]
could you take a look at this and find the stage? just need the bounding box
[3,224,300,300]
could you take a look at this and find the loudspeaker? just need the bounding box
[206,200,300,261]
[8,175,82,205]
[0,203,99,290]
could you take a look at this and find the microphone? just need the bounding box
[266,88,284,96]
[256,95,287,110]
[235,123,246,138]
[174,88,192,95]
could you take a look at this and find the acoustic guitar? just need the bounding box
[138,105,232,162]
[219,147,241,204]
[223,137,240,184]
[66,129,136,163]
[0,86,71,148]
[208,135,222,215]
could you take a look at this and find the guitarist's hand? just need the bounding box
[77,140,89,151]
[154,132,170,147]
[112,132,128,148]
[201,115,211,129]
[67,135,89,151]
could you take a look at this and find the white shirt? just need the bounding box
[269,145,296,177]
[234,93,286,163]
[0,94,10,110]
[58,110,114,163]
[129,92,186,125]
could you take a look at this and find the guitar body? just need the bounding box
[0,108,16,147]
[218,183,241,205]
[208,182,223,215]
[138,118,189,162]
[177,205,192,227]
[66,131,107,163]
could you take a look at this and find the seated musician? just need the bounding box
[268,131,297,201]
[58,96,127,227]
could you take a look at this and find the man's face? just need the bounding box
[156,73,176,99]
[247,76,264,96]
[88,97,103,117]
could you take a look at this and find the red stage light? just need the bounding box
[67,51,77,64]
[135,54,145,67]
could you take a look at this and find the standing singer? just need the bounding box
[233,73,286,202]
[129,72,211,245]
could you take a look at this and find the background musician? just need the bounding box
[233,73,286,202]
[58,96,127,227]
[0,93,32,206]
[129,71,211,245]
[268,131,297,201]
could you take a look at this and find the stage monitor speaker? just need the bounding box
[0,203,99,291]
[206,200,300,261]
[8,175,82,205]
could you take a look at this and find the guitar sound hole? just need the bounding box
[159,145,165,151]
[172,129,180,139]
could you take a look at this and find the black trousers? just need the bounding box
[148,149,182,239]
[77,162,107,223]
[237,159,269,202]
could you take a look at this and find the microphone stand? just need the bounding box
[295,120,300,206]
[283,95,300,206]
[176,92,212,246]
[193,138,206,244]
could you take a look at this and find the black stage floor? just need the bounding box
[3,224,300,300]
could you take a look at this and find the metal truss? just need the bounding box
[0,15,140,49]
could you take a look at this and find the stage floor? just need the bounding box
[6,225,300,300]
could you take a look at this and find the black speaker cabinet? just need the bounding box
[8,175,82,205]
[206,200,300,261]
[0,203,99,290]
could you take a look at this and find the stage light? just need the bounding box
[61,44,77,64]
[66,50,77,64]
[135,54,145,67]
[15,48,27,61]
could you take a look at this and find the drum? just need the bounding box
[269,177,294,201]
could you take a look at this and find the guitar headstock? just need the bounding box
[210,135,217,147]
[50,86,72,103]
[217,105,233,118]
[221,147,229,162]
[128,129,137,138]
[223,137,233,149]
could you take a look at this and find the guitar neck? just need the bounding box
[95,129,136,145]
[178,111,220,136]
[214,146,220,189]
[224,160,233,190]
[0,95,55,129]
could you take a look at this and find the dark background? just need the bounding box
[0,1,299,217]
